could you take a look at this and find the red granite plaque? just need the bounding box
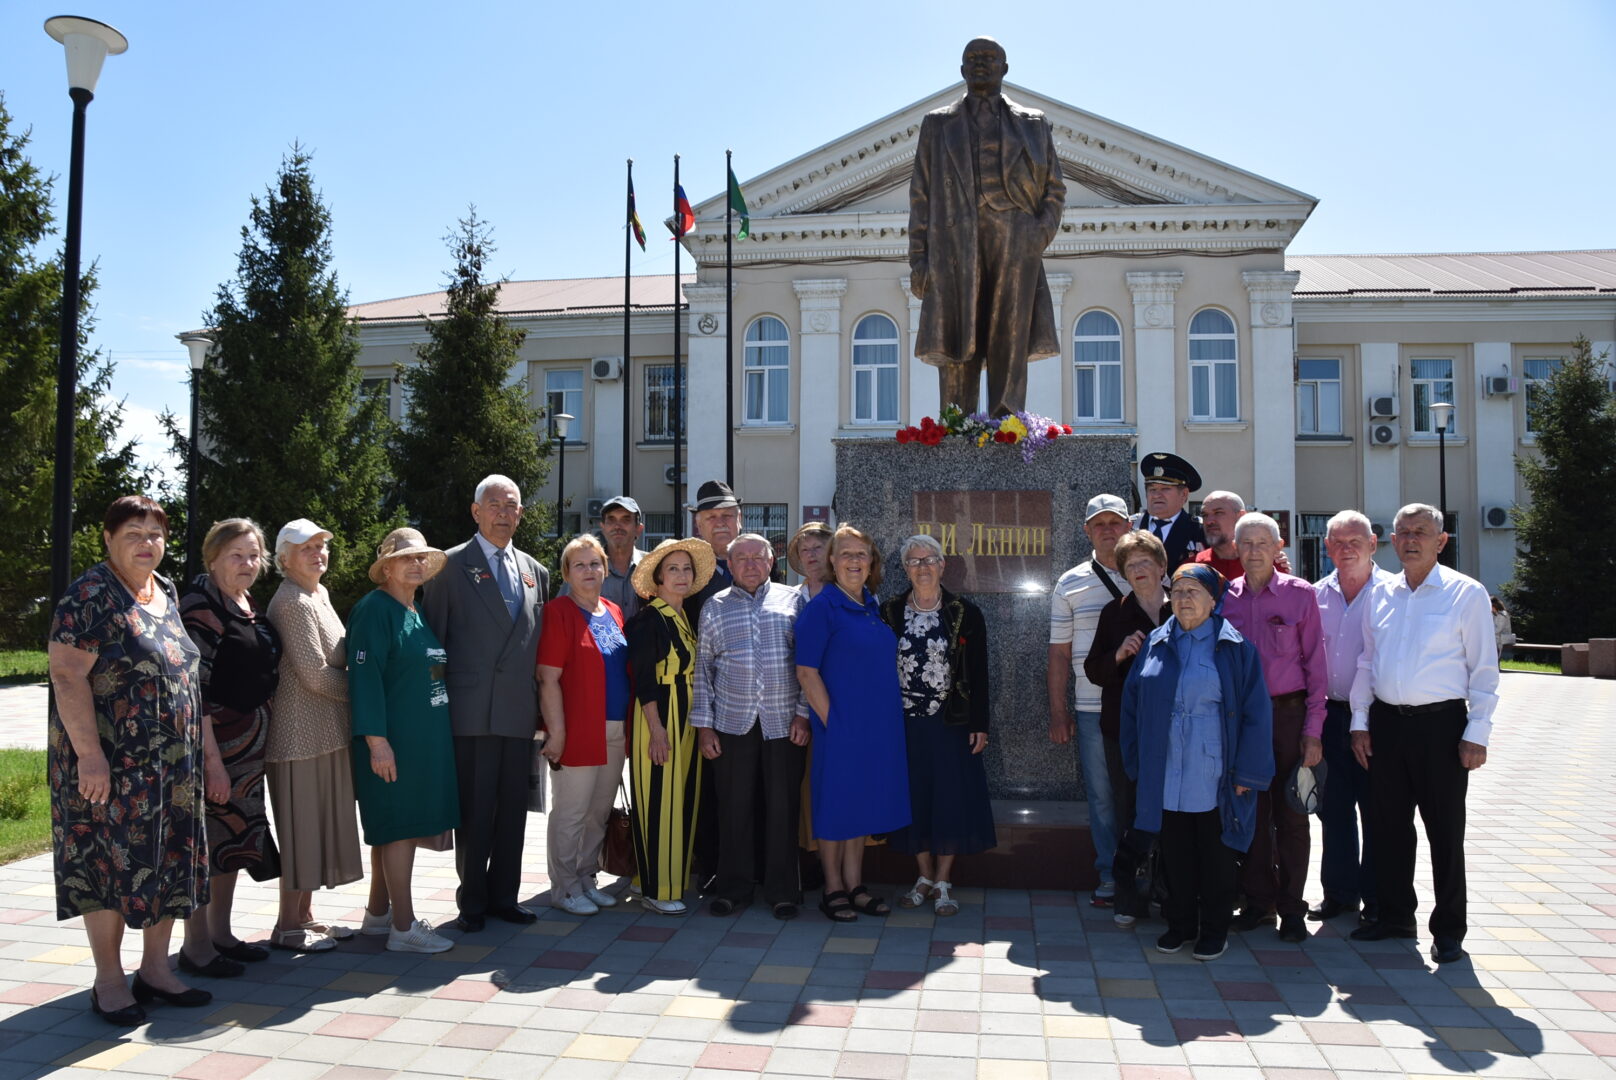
[912,490,1054,594]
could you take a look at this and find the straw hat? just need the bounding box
[632,537,717,599]
[368,527,447,585]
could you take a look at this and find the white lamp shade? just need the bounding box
[44,16,129,95]
[179,334,212,372]
[1429,401,1454,430]
[555,412,576,440]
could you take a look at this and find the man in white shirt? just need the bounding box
[1348,503,1497,964]
[1310,510,1387,926]
[1048,493,1132,906]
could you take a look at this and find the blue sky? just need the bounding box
[3,0,1612,475]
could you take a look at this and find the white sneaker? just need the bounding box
[1113,912,1137,928]
[554,893,599,916]
[583,884,618,908]
[360,906,392,937]
[641,897,687,916]
[386,919,454,954]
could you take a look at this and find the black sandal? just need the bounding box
[772,901,799,921]
[818,890,857,922]
[848,885,891,917]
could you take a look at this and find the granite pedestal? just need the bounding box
[833,434,1133,889]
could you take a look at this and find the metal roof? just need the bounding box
[1288,250,1616,298]
[348,274,692,323]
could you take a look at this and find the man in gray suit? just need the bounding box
[421,474,549,932]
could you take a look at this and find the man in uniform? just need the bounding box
[1349,503,1497,964]
[1131,452,1207,571]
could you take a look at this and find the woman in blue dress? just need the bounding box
[795,524,909,921]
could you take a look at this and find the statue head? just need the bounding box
[960,37,1007,95]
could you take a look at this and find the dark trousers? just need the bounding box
[1368,699,1469,941]
[453,734,531,916]
[1240,693,1309,918]
[1319,699,1375,907]
[1159,809,1238,939]
[1103,735,1147,912]
[936,205,1043,416]
[713,724,807,907]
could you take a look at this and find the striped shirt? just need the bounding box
[1049,559,1130,710]
[692,581,806,739]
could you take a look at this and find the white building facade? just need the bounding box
[348,83,1616,591]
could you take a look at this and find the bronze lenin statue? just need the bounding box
[908,37,1067,418]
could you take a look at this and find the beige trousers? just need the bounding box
[546,722,626,902]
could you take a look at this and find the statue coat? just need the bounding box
[908,93,1066,370]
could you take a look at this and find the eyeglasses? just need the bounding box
[904,556,943,568]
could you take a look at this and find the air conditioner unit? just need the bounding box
[1484,376,1518,397]
[1368,395,1399,420]
[1481,505,1515,529]
[586,499,605,520]
[1371,521,1393,542]
[591,356,623,381]
[662,464,686,486]
[1368,421,1399,447]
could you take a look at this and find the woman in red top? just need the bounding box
[537,535,631,916]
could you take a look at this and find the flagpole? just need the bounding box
[725,149,734,487]
[672,153,684,538]
[623,159,633,499]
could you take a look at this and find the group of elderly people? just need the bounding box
[47,450,1493,1023]
[1053,451,1497,965]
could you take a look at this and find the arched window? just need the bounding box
[1188,308,1238,421]
[852,314,899,424]
[743,316,790,424]
[1073,310,1123,422]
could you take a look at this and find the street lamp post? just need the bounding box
[180,334,212,582]
[43,16,128,606]
[1430,401,1455,567]
[552,406,575,541]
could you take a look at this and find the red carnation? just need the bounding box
[921,427,945,446]
[1047,426,1061,438]
[1062,424,1073,435]
[896,428,913,444]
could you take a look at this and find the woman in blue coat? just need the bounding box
[1121,563,1273,962]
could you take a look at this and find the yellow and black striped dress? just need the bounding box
[625,598,702,901]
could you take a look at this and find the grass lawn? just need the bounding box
[1503,658,1561,674]
[0,749,50,864]
[0,650,48,685]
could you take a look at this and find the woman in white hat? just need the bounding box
[263,519,364,952]
[624,538,716,915]
[347,527,458,953]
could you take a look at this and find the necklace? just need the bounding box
[114,567,156,605]
[836,583,864,604]
[908,593,942,612]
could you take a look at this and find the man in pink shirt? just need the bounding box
[1221,512,1326,944]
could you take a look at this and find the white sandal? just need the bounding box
[932,880,959,917]
[898,876,935,908]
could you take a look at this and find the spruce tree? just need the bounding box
[392,210,551,555]
[1502,336,1616,643]
[0,94,152,645]
[198,148,396,612]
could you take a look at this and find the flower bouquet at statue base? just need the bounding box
[895,403,1072,463]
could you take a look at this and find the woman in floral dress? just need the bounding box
[879,533,996,916]
[47,496,214,1025]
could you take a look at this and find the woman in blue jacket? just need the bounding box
[1121,563,1273,962]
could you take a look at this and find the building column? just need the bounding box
[1243,270,1301,534]
[1359,341,1402,570]
[901,276,930,424]
[1473,341,1514,589]
[1125,270,1184,455]
[683,281,729,515]
[793,278,848,525]
[1027,272,1071,416]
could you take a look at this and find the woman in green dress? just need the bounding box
[348,528,459,954]
[625,537,715,915]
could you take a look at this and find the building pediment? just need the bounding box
[687,81,1316,266]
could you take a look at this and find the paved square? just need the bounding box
[0,674,1612,1078]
